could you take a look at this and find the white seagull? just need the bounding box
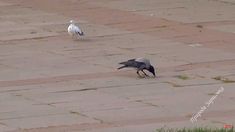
[68,20,84,39]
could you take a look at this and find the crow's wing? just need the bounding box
[119,59,145,69]
[119,59,135,65]
[135,58,150,68]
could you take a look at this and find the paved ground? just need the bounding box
[0,0,235,132]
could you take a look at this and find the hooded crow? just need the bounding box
[68,20,84,38]
[118,58,156,77]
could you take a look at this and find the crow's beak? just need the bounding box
[153,69,156,77]
[151,71,155,77]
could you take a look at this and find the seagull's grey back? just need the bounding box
[68,23,82,35]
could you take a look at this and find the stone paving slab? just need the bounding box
[2,113,98,130]
[0,0,234,132]
[207,24,235,33]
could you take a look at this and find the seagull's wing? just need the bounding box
[68,24,74,35]
[73,24,84,36]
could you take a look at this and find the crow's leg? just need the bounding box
[141,70,149,77]
[137,70,141,76]
[137,70,144,78]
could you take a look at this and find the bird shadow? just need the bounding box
[138,76,156,79]
[116,71,157,79]
[73,38,93,42]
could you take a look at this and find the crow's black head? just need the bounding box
[148,65,156,77]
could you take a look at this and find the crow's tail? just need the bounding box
[117,65,127,70]
[119,61,128,65]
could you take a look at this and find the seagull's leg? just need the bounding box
[75,34,79,39]
[141,70,149,77]
[72,34,75,39]
[74,34,78,39]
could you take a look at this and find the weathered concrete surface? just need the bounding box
[0,0,234,132]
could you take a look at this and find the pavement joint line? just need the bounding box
[0,122,7,126]
[52,88,98,93]
[32,101,69,106]
[50,82,162,94]
[0,71,123,88]
[0,112,70,121]
[164,81,224,88]
[69,110,105,124]
[14,95,43,105]
[210,0,235,5]
[0,77,226,95]
[127,6,186,12]
[185,20,235,26]
[11,93,58,108]
[0,35,59,43]
[0,28,161,45]
[51,80,228,94]
[0,88,31,93]
[70,54,123,60]
[85,28,170,38]
[170,58,235,71]
[134,100,159,108]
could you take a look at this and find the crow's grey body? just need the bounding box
[118,59,146,69]
[118,58,156,77]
